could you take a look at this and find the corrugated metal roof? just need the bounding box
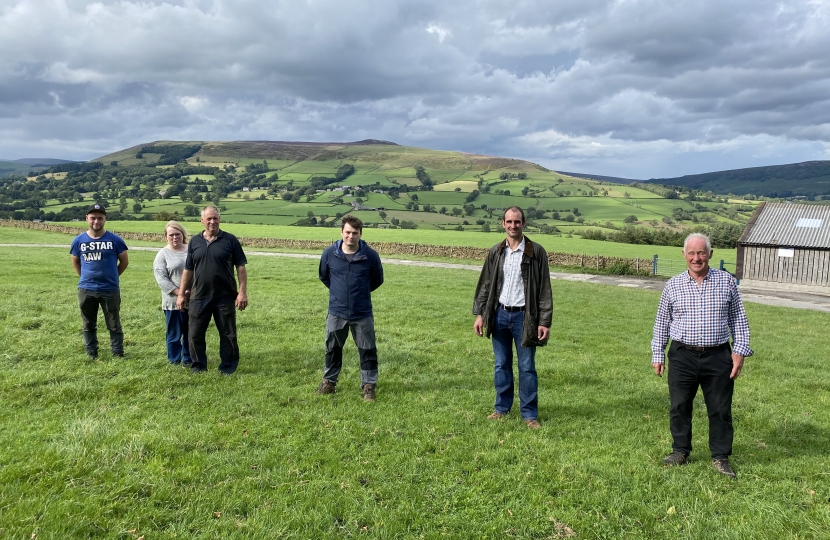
[741,202,830,248]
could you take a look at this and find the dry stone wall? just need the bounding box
[3,219,651,275]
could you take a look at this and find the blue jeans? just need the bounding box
[164,309,191,364]
[492,307,538,420]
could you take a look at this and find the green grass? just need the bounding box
[33,222,731,263]
[1,247,828,538]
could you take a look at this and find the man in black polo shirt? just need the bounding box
[177,206,248,374]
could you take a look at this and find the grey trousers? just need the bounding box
[323,314,378,385]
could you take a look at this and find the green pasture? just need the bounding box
[407,191,469,207]
[273,173,312,184]
[20,223,735,263]
[477,193,532,209]
[281,160,344,175]
[390,178,423,188]
[381,210,469,227]
[1,247,828,538]
[350,174,397,187]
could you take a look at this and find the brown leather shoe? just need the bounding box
[487,412,506,420]
[316,379,336,395]
[362,383,376,401]
[525,419,542,430]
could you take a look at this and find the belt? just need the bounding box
[675,341,726,352]
[499,303,525,312]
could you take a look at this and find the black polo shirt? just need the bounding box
[186,229,247,300]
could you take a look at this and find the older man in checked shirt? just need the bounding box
[474,206,553,430]
[651,232,752,478]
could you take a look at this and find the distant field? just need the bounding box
[434,181,478,192]
[26,222,734,263]
[11,141,762,252]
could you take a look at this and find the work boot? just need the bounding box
[661,451,688,466]
[316,379,336,395]
[487,411,506,420]
[362,383,376,402]
[525,419,542,430]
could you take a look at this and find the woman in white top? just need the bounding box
[153,220,191,365]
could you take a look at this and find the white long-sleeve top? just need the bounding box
[153,247,188,310]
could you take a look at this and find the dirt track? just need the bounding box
[5,244,829,313]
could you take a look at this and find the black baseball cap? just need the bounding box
[86,204,107,215]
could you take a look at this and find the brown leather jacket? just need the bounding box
[472,235,553,347]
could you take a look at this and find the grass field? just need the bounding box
[0,246,828,538]
[28,222,734,263]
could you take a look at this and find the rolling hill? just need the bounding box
[0,158,79,178]
[3,140,761,249]
[648,160,830,198]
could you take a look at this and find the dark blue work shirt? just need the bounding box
[319,239,384,320]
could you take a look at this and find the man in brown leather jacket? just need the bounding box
[473,206,553,429]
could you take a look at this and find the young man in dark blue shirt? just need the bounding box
[69,204,129,359]
[317,215,384,400]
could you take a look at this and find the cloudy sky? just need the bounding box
[2,0,829,178]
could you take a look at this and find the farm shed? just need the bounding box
[736,202,830,289]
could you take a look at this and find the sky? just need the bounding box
[2,0,829,179]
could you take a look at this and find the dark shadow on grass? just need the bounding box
[752,420,830,460]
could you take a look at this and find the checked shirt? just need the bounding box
[651,268,752,364]
[498,237,526,308]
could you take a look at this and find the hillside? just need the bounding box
[2,140,760,248]
[0,158,78,178]
[648,160,830,198]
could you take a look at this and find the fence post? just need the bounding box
[653,255,658,275]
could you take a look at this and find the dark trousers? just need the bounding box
[667,341,734,459]
[188,296,239,374]
[78,288,123,355]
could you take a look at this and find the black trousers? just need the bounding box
[667,341,734,459]
[78,288,123,355]
[188,296,239,374]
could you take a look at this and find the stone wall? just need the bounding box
[2,219,652,275]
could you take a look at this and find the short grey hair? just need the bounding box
[201,205,220,218]
[683,232,712,253]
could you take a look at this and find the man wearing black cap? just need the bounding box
[69,204,129,359]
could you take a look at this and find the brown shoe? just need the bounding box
[487,411,506,420]
[362,383,376,401]
[525,419,542,430]
[316,379,336,395]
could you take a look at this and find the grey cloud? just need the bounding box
[1,0,829,177]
